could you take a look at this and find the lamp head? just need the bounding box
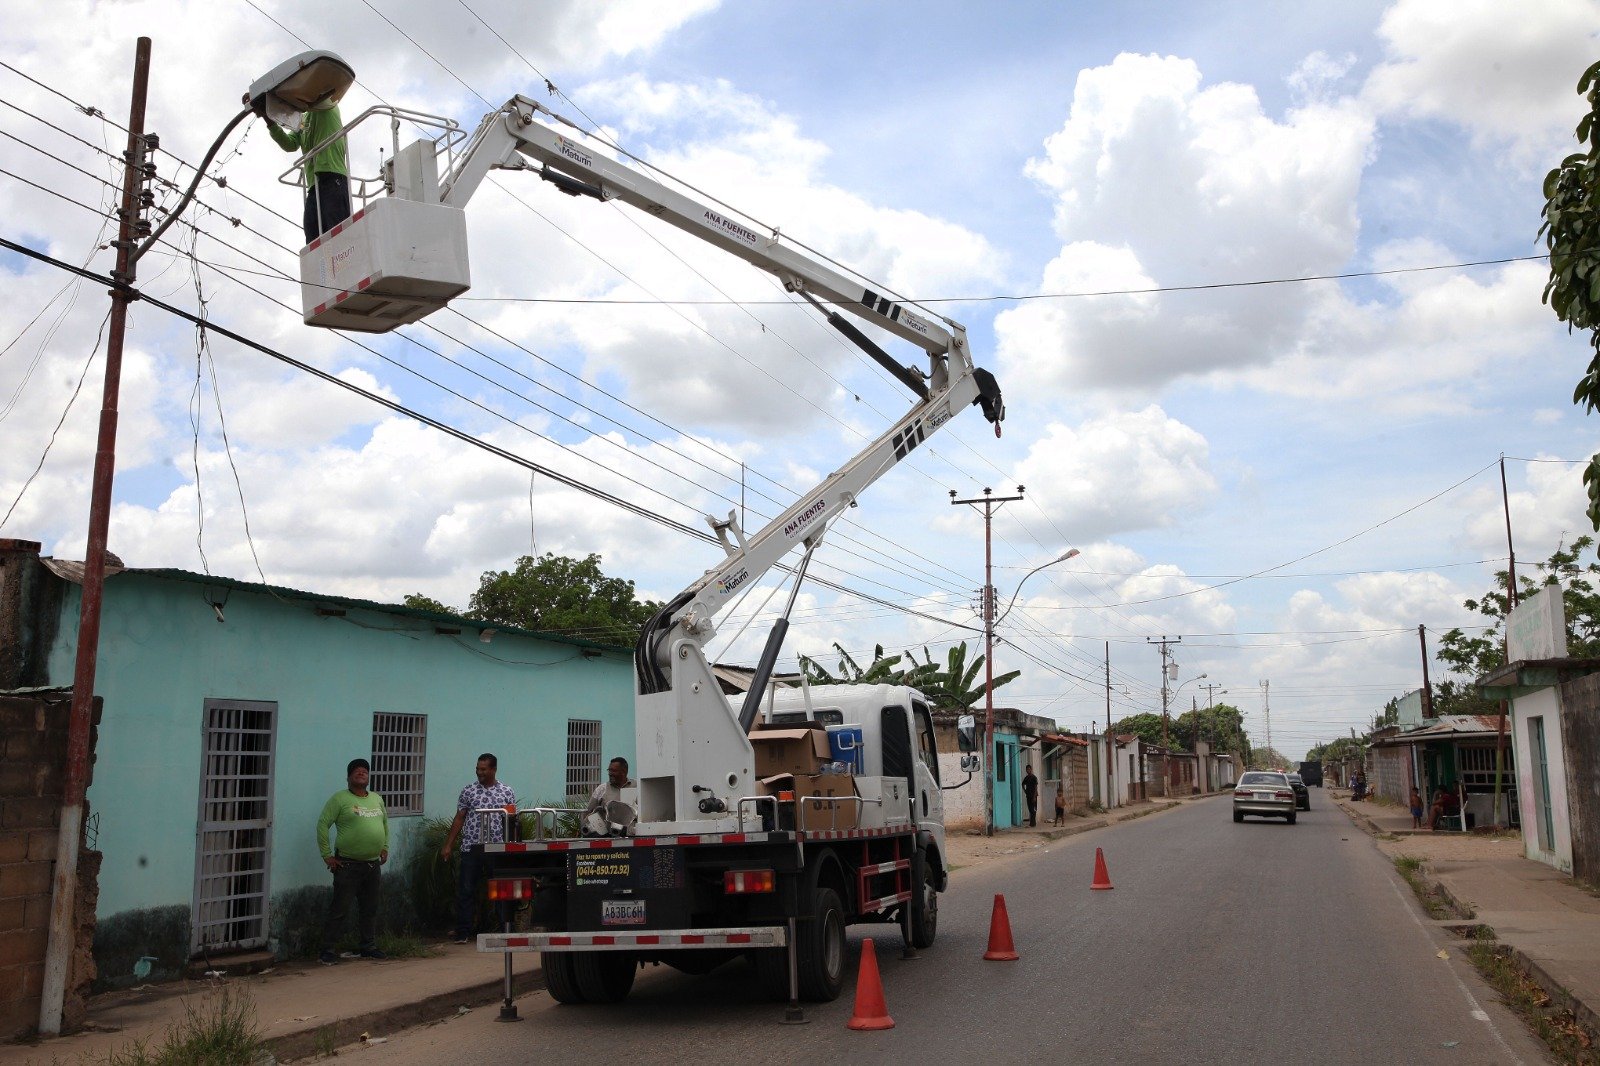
[246,50,355,126]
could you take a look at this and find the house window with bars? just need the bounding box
[371,712,427,816]
[1458,743,1514,788]
[566,719,602,802]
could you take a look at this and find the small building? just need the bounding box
[1476,582,1600,889]
[0,538,635,1010]
[1368,715,1516,829]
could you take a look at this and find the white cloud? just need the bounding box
[997,52,1374,397]
[1009,407,1216,541]
[1363,0,1600,158]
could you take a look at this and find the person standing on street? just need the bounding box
[316,758,388,964]
[440,753,517,944]
[1053,782,1067,826]
[267,100,351,244]
[1022,765,1039,827]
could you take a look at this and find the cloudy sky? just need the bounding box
[5,0,1599,760]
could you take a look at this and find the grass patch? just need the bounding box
[1467,942,1598,1065]
[88,985,265,1065]
[1392,856,1464,920]
[375,932,437,959]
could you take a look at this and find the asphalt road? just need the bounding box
[353,797,1549,1065]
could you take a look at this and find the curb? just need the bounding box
[262,965,545,1060]
[1512,946,1600,1045]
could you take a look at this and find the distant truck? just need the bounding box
[1298,761,1323,787]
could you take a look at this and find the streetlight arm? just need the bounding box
[994,548,1079,626]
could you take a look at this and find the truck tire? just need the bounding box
[909,849,938,949]
[541,951,585,1004]
[573,950,636,1003]
[797,887,846,1002]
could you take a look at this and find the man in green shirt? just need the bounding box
[267,102,351,245]
[316,758,388,963]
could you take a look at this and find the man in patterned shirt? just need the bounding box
[440,753,517,944]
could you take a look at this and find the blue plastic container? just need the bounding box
[826,726,864,774]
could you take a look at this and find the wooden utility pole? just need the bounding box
[1418,624,1434,718]
[1494,456,1518,827]
[1148,636,1180,793]
[41,38,156,1036]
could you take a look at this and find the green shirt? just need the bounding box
[267,105,349,183]
[317,788,388,861]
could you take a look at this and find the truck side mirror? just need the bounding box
[956,714,976,753]
[960,753,980,773]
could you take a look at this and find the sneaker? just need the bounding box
[358,947,387,960]
[453,936,471,945]
[318,950,337,965]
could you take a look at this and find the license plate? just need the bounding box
[601,899,646,926]
[1254,792,1274,801]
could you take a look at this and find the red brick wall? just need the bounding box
[0,691,99,1040]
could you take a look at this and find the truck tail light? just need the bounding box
[487,877,535,901]
[724,869,776,894]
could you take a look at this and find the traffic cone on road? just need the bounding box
[983,893,1020,961]
[846,938,894,1030]
[1091,846,1114,890]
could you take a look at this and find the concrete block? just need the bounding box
[0,701,43,732]
[0,927,48,968]
[1,730,47,760]
[26,829,58,862]
[0,898,23,931]
[0,761,58,797]
[1,797,58,830]
[23,895,51,929]
[0,860,52,899]
[0,995,37,1043]
[0,833,26,864]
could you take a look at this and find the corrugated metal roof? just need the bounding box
[49,560,630,654]
[1373,713,1507,743]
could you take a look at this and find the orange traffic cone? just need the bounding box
[983,893,1019,961]
[1091,846,1114,890]
[846,938,894,1030]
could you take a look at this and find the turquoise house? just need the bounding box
[4,541,634,962]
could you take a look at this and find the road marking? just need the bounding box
[1384,874,1522,1064]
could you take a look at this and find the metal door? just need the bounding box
[192,699,277,956]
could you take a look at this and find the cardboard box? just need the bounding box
[750,727,831,778]
[759,772,860,831]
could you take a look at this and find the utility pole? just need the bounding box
[1148,636,1180,795]
[951,486,1024,836]
[42,37,157,1036]
[1418,625,1435,718]
[1494,455,1518,827]
[1104,640,1113,806]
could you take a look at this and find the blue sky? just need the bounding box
[4,0,1599,759]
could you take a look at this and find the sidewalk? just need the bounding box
[1335,789,1600,1039]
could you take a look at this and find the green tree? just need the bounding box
[1109,712,1166,748]
[799,644,921,686]
[902,642,1020,710]
[466,552,660,646]
[1172,702,1250,757]
[1541,61,1600,529]
[401,592,454,615]
[1435,536,1600,713]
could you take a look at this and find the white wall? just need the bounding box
[1509,686,1574,874]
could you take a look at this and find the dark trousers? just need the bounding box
[455,848,489,938]
[322,858,380,951]
[303,172,351,244]
[1025,795,1038,826]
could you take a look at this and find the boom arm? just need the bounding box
[433,96,1003,828]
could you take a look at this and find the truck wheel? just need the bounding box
[573,950,636,1003]
[541,951,585,1004]
[909,850,938,949]
[797,887,846,1002]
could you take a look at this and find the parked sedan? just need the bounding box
[1285,772,1311,811]
[1233,771,1297,824]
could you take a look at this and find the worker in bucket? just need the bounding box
[266,98,351,244]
